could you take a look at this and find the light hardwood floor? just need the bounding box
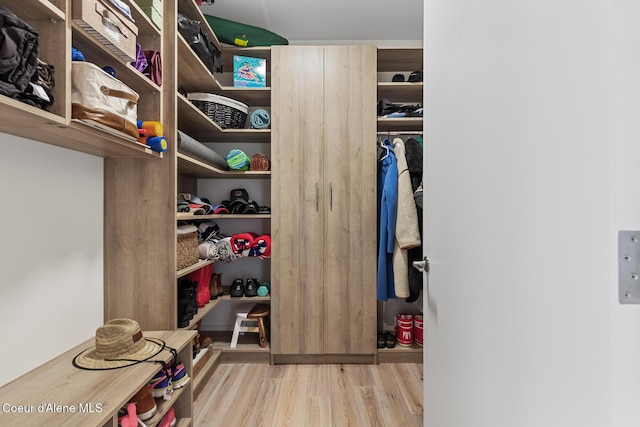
[194,363,423,427]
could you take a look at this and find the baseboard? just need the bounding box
[272,354,376,365]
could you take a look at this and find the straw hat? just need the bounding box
[73,319,164,370]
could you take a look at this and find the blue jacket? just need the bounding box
[377,139,398,301]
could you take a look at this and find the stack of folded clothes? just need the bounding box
[196,221,271,262]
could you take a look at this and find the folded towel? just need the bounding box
[230,232,257,256]
[249,234,271,259]
[215,237,236,262]
[198,241,218,260]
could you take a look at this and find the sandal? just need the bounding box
[384,330,396,348]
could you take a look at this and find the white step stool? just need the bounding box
[230,303,270,348]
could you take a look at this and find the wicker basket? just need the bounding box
[177,225,199,270]
[187,92,249,129]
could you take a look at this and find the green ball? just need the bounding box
[226,149,250,171]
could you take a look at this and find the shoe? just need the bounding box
[200,336,213,348]
[245,278,259,297]
[208,272,218,300]
[158,407,177,427]
[117,402,138,427]
[128,384,157,421]
[216,273,224,297]
[377,332,386,349]
[148,369,172,400]
[169,361,190,389]
[384,330,396,349]
[193,321,201,357]
[230,278,244,297]
[177,298,191,328]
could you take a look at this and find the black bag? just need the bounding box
[0,5,39,99]
[177,13,222,74]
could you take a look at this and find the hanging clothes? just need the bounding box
[404,137,424,302]
[392,138,422,298]
[377,138,398,301]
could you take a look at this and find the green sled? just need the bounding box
[204,15,289,47]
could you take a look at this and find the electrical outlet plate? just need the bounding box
[619,230,640,304]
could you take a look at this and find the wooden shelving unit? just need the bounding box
[177,152,271,178]
[375,47,424,364]
[0,330,195,427]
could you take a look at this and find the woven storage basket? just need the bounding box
[177,225,199,270]
[187,92,248,129]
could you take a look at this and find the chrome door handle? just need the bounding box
[316,182,319,211]
[412,257,430,273]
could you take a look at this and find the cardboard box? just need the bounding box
[140,4,162,30]
[233,55,267,88]
[72,0,139,62]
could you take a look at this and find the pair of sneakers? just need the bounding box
[229,278,259,297]
[148,362,190,401]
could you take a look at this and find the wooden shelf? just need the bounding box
[177,94,271,142]
[177,213,271,220]
[178,0,222,51]
[178,152,271,178]
[177,260,215,279]
[0,330,195,427]
[193,347,221,397]
[183,298,224,330]
[129,0,161,42]
[377,117,423,132]
[177,38,270,107]
[0,0,64,20]
[377,47,423,72]
[378,82,423,103]
[221,46,271,72]
[72,25,162,97]
[178,34,219,93]
[180,295,271,331]
[201,331,271,363]
[377,343,423,363]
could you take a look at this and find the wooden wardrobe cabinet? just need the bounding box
[271,45,378,363]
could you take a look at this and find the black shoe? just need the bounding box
[377,332,386,349]
[245,278,259,297]
[230,278,244,297]
[384,331,396,348]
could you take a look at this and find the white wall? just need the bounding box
[424,1,612,426]
[0,134,104,387]
[612,0,640,425]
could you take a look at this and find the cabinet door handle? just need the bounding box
[329,183,333,211]
[316,182,319,211]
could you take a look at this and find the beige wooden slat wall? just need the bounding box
[271,46,325,355]
[322,45,378,355]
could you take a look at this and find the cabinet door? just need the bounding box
[271,46,325,355]
[322,46,378,354]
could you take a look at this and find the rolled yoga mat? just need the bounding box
[177,130,229,170]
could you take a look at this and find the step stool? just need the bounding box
[230,303,270,348]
